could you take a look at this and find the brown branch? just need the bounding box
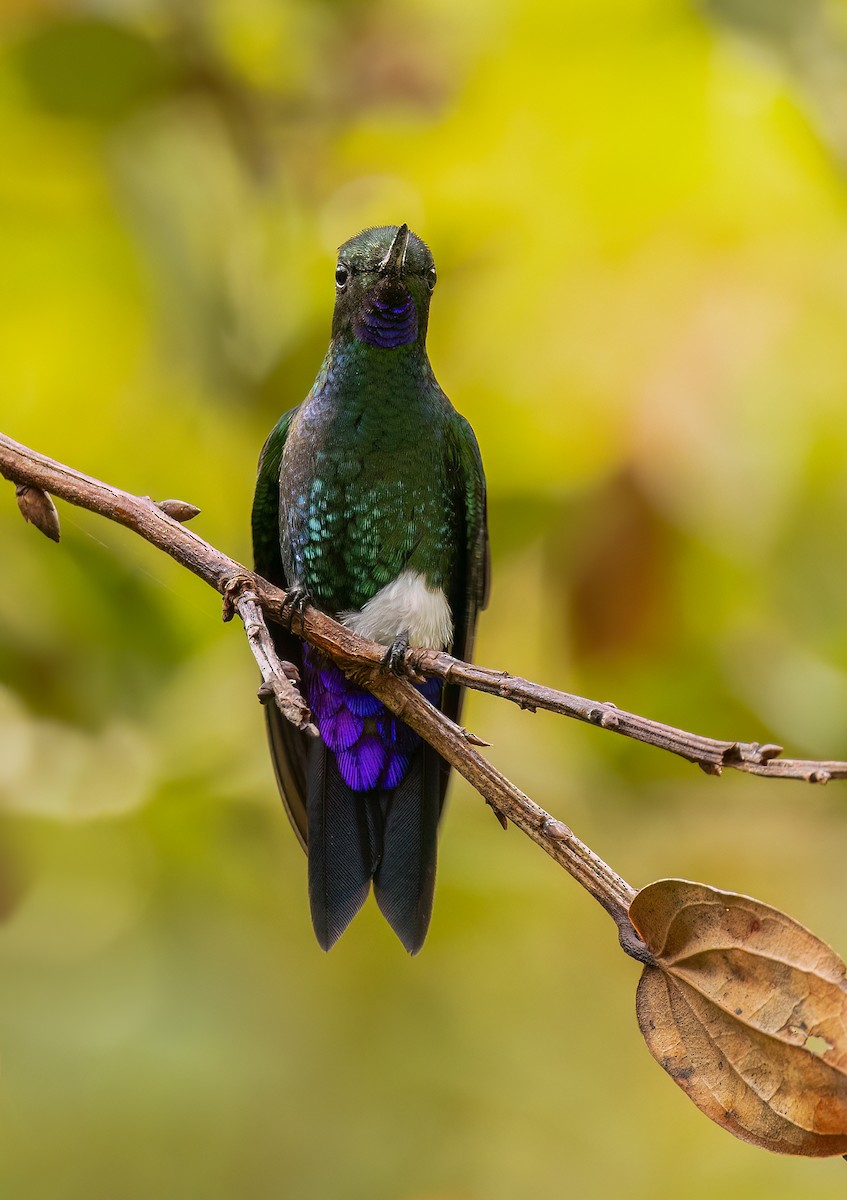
[1,430,844,787]
[0,425,843,948]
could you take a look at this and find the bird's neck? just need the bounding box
[316,335,436,403]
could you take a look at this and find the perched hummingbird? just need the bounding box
[252,224,488,953]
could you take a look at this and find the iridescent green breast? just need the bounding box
[279,343,458,614]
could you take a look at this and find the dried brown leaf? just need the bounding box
[15,484,60,541]
[630,879,847,1157]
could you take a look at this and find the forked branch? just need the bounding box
[1,430,842,783]
[4,430,847,1159]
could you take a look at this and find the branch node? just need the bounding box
[280,659,302,684]
[698,760,723,776]
[539,815,562,838]
[221,573,255,622]
[496,672,513,698]
[15,483,61,542]
[485,798,509,829]
[461,727,492,748]
[441,659,460,684]
[156,498,202,523]
[806,769,831,785]
[756,743,784,763]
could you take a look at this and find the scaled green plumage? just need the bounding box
[252,225,488,952]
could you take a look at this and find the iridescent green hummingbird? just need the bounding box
[252,224,488,953]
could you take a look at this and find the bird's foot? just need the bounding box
[382,631,410,675]
[282,583,312,630]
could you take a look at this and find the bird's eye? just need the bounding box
[426,266,437,291]
[335,263,350,289]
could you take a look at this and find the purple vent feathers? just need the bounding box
[302,646,440,790]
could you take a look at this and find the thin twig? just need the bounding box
[227,586,318,736]
[406,650,830,781]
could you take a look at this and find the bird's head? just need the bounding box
[331,224,437,350]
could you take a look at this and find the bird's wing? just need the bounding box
[370,409,489,949]
[251,405,310,850]
[443,411,490,737]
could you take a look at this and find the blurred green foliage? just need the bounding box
[2,0,847,1196]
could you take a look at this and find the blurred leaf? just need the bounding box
[556,471,670,662]
[0,817,30,925]
[700,0,821,43]
[631,880,847,1157]
[15,485,60,542]
[0,678,158,820]
[11,17,169,121]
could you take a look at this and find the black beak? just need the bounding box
[378,224,410,278]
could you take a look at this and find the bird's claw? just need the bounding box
[282,584,312,630]
[383,632,410,675]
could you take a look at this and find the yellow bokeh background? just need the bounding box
[2,1,847,1195]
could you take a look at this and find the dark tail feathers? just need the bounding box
[307,740,441,954]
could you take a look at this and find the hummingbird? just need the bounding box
[252,224,488,953]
